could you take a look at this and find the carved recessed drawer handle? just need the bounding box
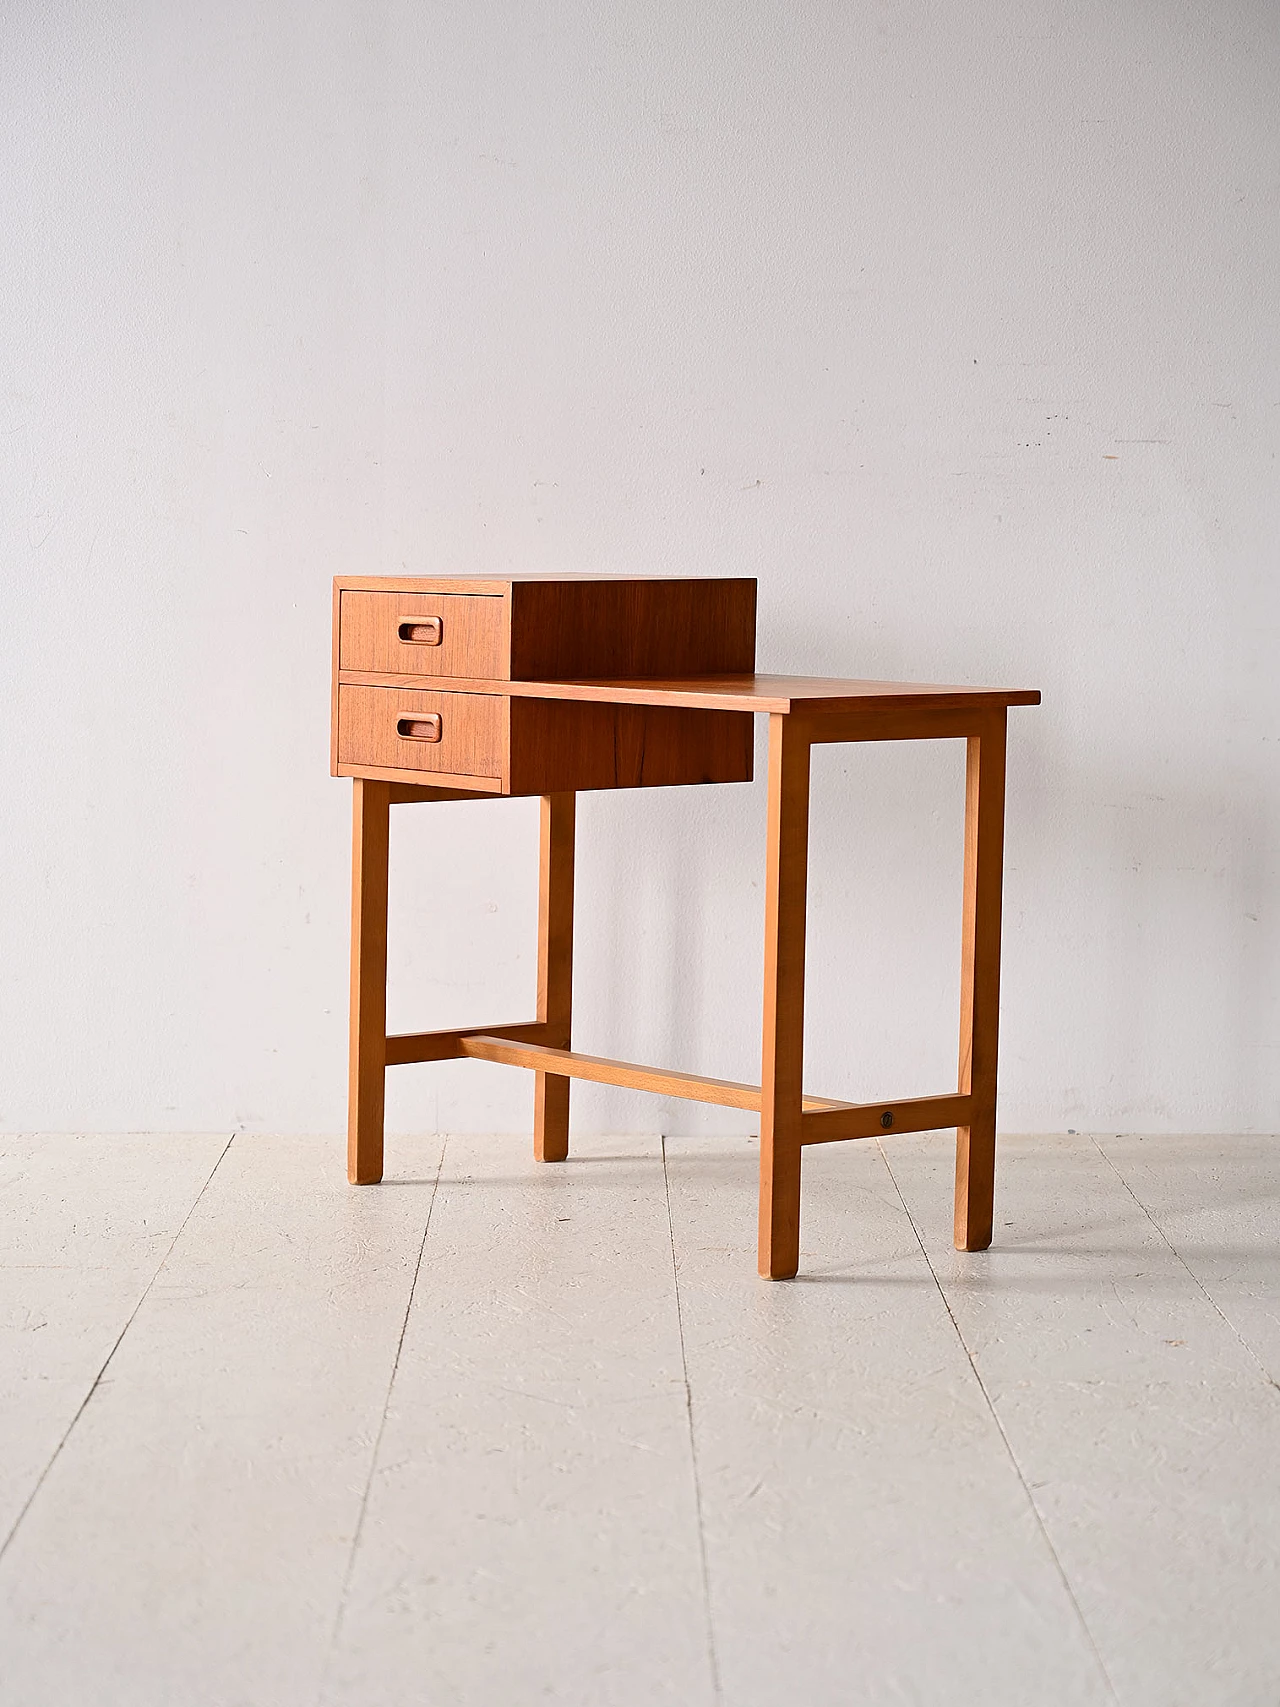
[397,714,442,742]
[398,618,443,645]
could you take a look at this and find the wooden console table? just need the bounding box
[332,573,1039,1279]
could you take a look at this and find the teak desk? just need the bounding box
[332,573,1040,1279]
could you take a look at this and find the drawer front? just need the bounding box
[339,590,509,678]
[337,685,507,781]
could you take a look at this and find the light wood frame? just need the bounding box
[346,705,1010,1279]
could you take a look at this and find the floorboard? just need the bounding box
[883,1130,1280,1707]
[323,1132,713,1707]
[2,1131,1278,1706]
[663,1133,1111,1707]
[0,1133,229,1554]
[0,1133,442,1707]
[1097,1132,1280,1384]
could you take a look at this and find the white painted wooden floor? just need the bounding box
[2,1131,1278,1706]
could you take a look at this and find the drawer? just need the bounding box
[334,684,752,795]
[339,590,509,679]
[337,684,507,782]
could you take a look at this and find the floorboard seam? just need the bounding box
[318,1137,446,1701]
[1092,1134,1280,1400]
[0,1130,236,1567]
[661,1135,723,1707]
[875,1139,1121,1705]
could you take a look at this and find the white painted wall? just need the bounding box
[3,1,1277,1137]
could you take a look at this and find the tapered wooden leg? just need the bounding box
[758,715,810,1280]
[534,792,575,1163]
[348,778,391,1185]
[955,711,1008,1250]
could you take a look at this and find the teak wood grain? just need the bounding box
[758,714,810,1280]
[801,1093,974,1144]
[348,779,390,1186]
[507,699,752,795]
[333,571,1039,1276]
[456,1034,953,1125]
[461,1037,769,1110]
[336,683,753,795]
[534,793,575,1163]
[336,761,504,793]
[507,576,756,679]
[336,670,1040,720]
[384,1020,556,1067]
[955,710,1008,1251]
[337,684,507,781]
[333,573,756,683]
[339,589,508,679]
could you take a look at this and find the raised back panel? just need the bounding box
[508,577,756,680]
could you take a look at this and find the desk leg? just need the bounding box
[759,716,810,1280]
[534,792,575,1163]
[955,711,1007,1250]
[348,778,390,1185]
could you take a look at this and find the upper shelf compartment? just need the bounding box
[335,575,757,682]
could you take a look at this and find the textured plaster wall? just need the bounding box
[3,1,1278,1134]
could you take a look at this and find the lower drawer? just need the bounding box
[336,684,506,783]
[335,684,754,795]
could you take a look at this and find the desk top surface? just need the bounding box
[346,672,1040,715]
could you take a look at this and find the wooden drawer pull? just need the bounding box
[397,714,442,742]
[398,618,442,645]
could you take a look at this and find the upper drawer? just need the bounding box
[339,590,509,679]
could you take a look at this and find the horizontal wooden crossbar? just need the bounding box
[800,1093,973,1144]
[387,782,498,804]
[448,1035,966,1139]
[460,1035,771,1110]
[384,1020,557,1067]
